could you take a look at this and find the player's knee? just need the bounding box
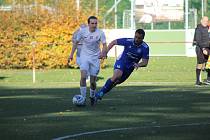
[81,71,88,79]
[112,70,123,79]
[111,76,121,83]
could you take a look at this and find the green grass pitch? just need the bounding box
[145,30,185,56]
[0,57,210,140]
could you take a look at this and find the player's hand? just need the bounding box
[99,51,107,59]
[202,48,208,55]
[133,63,140,70]
[102,49,108,58]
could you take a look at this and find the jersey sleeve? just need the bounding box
[76,29,83,42]
[142,46,149,59]
[116,38,128,46]
[72,30,79,44]
[100,31,106,44]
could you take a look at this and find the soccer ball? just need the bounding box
[72,94,85,106]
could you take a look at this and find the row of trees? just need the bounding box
[0,0,209,69]
[0,0,98,69]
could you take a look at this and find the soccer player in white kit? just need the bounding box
[69,16,107,105]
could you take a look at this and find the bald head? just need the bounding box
[201,16,209,27]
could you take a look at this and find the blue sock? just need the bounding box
[97,78,114,98]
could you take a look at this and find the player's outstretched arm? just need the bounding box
[99,40,117,59]
[134,59,149,70]
[107,40,117,52]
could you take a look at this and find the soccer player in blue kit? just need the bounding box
[92,29,149,105]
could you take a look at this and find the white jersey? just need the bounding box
[76,27,106,57]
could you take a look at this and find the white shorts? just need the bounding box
[77,56,90,77]
[80,56,100,76]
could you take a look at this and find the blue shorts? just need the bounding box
[114,60,134,84]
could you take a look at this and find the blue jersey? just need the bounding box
[114,38,149,70]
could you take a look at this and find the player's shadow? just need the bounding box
[96,76,104,81]
[1,85,210,140]
[101,64,112,69]
[0,76,7,80]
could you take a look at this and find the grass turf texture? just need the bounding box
[0,56,199,84]
[145,31,185,56]
[0,57,210,140]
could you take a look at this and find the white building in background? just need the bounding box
[135,0,184,23]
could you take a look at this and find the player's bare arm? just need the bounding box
[99,40,117,59]
[134,58,149,70]
[99,43,108,59]
[107,40,118,52]
[68,43,77,63]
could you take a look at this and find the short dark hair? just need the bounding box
[88,16,98,24]
[135,29,145,39]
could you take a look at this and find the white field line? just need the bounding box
[52,122,210,140]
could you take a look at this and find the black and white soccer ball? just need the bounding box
[72,94,85,106]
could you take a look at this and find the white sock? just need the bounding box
[90,89,95,98]
[80,86,86,98]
